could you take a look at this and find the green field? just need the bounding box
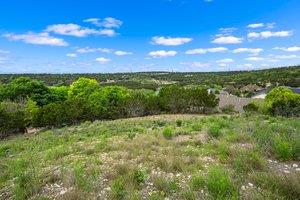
[0,114,299,199]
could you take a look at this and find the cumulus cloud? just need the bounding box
[247,31,292,39]
[95,57,111,63]
[185,47,227,55]
[274,54,299,59]
[114,51,132,56]
[180,62,210,68]
[84,17,123,28]
[247,23,264,29]
[232,48,263,55]
[212,36,243,44]
[245,57,265,61]
[274,46,300,52]
[46,23,117,37]
[76,47,112,53]
[3,32,68,46]
[216,58,234,63]
[148,50,177,58]
[66,53,77,58]
[152,36,192,46]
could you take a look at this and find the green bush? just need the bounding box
[233,151,266,173]
[243,102,259,113]
[176,119,183,127]
[221,105,236,114]
[190,175,205,190]
[206,167,238,199]
[207,124,222,138]
[111,177,127,199]
[273,136,293,161]
[162,126,174,139]
[265,87,300,117]
[0,101,27,138]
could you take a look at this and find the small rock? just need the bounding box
[248,183,254,187]
[283,170,290,174]
[292,164,298,168]
[296,168,300,171]
[241,186,246,191]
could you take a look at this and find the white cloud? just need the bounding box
[148,50,177,58]
[212,36,243,44]
[46,23,117,37]
[76,47,112,53]
[66,53,77,58]
[0,50,10,54]
[248,23,264,28]
[46,23,99,37]
[186,47,227,55]
[245,57,265,61]
[3,32,68,46]
[248,31,292,39]
[95,57,111,63]
[98,29,117,37]
[114,51,132,56]
[274,46,300,52]
[84,17,123,28]
[180,62,210,68]
[152,36,192,46]
[232,48,263,55]
[274,54,299,59]
[216,58,234,63]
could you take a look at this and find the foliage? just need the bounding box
[162,126,174,139]
[68,77,98,100]
[243,102,259,113]
[265,87,300,117]
[221,104,236,114]
[207,124,222,138]
[205,167,238,199]
[0,101,27,138]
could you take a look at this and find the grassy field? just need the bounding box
[0,114,299,200]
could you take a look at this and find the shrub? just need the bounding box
[190,175,205,190]
[162,126,174,139]
[176,119,183,127]
[68,77,98,100]
[0,101,27,138]
[111,177,127,199]
[132,169,147,184]
[265,87,300,117]
[243,102,259,113]
[273,136,293,161]
[221,104,236,114]
[89,86,129,119]
[159,85,187,113]
[206,167,238,199]
[207,124,222,138]
[233,151,266,173]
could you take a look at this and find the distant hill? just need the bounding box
[0,66,299,89]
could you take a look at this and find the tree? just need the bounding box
[68,77,98,99]
[265,87,300,117]
[89,86,129,119]
[5,77,50,106]
[159,85,187,113]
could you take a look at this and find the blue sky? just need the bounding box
[0,0,300,73]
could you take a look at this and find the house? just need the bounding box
[240,84,263,93]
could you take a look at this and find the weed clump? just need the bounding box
[233,151,266,173]
[162,126,174,139]
[206,167,238,199]
[207,124,222,138]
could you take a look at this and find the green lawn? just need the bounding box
[0,114,299,200]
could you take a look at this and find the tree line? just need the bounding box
[0,77,219,138]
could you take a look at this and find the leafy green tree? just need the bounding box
[68,77,98,99]
[5,77,50,106]
[159,85,187,113]
[89,86,129,119]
